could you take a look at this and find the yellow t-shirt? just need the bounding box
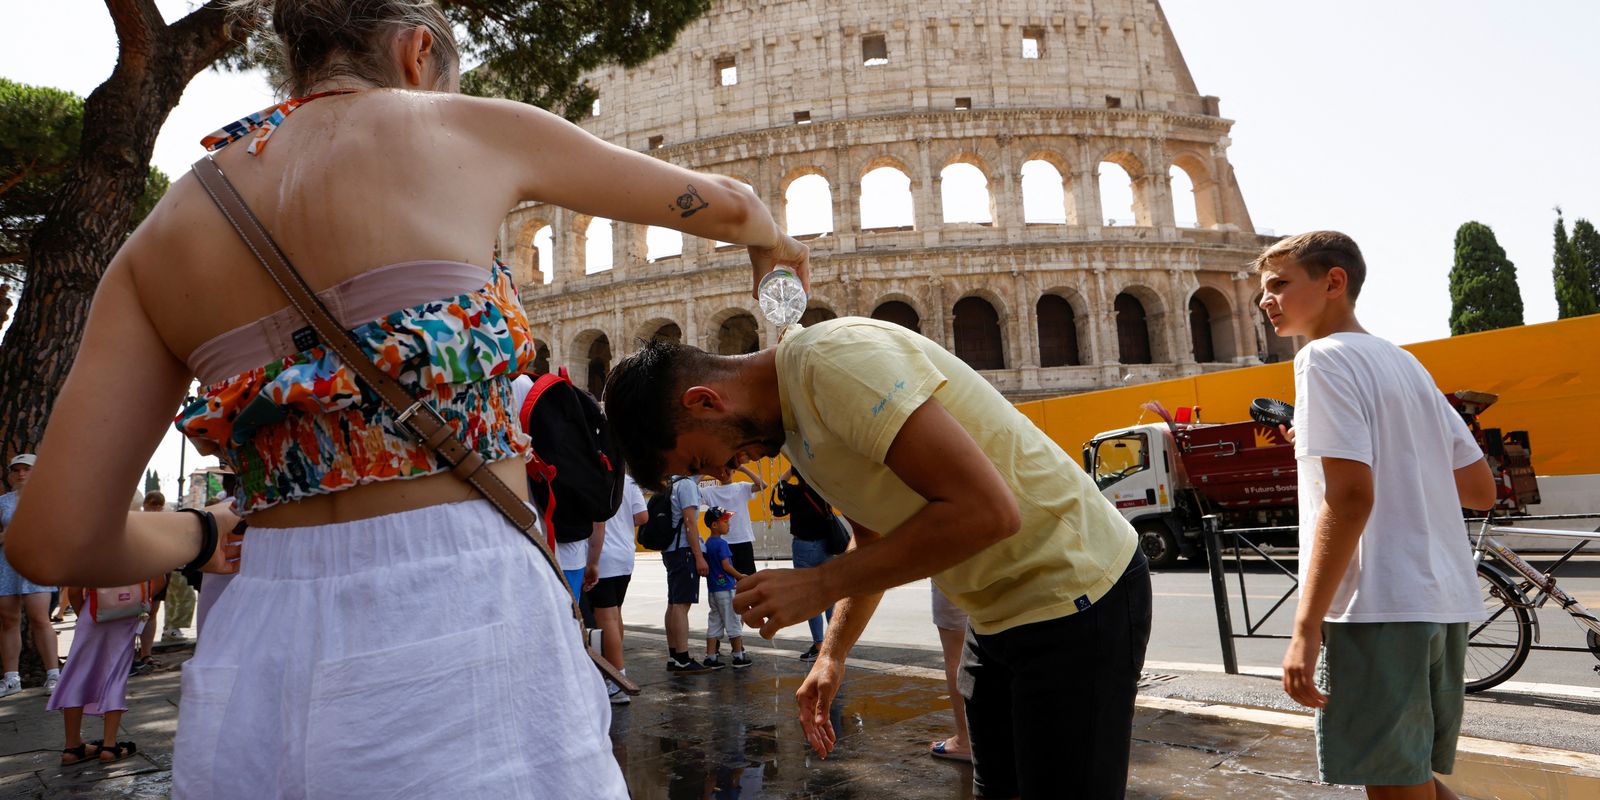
[775,318,1138,635]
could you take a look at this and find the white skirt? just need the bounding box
[173,500,625,799]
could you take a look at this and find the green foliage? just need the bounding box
[1553,210,1599,319]
[1572,218,1600,315]
[145,469,161,495]
[1449,221,1524,336]
[0,77,168,278]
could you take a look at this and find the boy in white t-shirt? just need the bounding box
[1256,231,1497,799]
[698,466,767,580]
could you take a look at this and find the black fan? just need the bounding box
[1249,397,1295,428]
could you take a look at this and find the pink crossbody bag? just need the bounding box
[89,581,154,623]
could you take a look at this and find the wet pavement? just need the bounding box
[2,626,1598,798]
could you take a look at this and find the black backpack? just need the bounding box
[636,489,681,552]
[518,368,625,546]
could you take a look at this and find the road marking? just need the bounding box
[1143,659,1600,702]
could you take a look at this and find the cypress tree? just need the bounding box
[1553,210,1599,318]
[1572,219,1600,314]
[1449,221,1525,335]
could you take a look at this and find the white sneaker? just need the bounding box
[0,677,20,698]
[44,675,59,694]
[162,627,189,643]
[607,679,631,705]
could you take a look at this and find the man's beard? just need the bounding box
[719,412,784,460]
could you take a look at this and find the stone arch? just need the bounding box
[1252,290,1297,363]
[646,226,684,261]
[1170,151,1221,229]
[857,152,917,181]
[780,167,835,237]
[1187,286,1237,363]
[512,214,555,285]
[530,338,551,376]
[1020,158,1069,225]
[939,161,994,225]
[799,302,837,327]
[569,328,612,397]
[1113,285,1169,365]
[705,307,761,355]
[870,293,924,334]
[952,294,1006,371]
[633,316,683,347]
[1036,289,1090,367]
[859,158,917,231]
[581,217,614,272]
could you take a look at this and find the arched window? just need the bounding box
[646,226,683,261]
[1170,166,1198,228]
[860,166,915,230]
[1115,293,1153,364]
[940,163,992,224]
[584,218,613,273]
[1189,296,1215,363]
[532,340,551,375]
[800,306,836,327]
[715,313,760,355]
[953,297,1004,370]
[1099,162,1136,227]
[871,300,921,333]
[650,322,682,345]
[1037,295,1081,367]
[533,226,554,285]
[585,334,612,397]
[785,174,834,237]
[1021,160,1067,224]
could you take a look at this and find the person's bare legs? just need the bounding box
[97,710,125,760]
[1367,778,1460,800]
[137,599,161,659]
[0,595,21,674]
[23,593,58,672]
[665,603,690,655]
[62,707,86,755]
[934,624,971,755]
[593,605,625,670]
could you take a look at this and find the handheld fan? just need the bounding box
[1249,397,1295,428]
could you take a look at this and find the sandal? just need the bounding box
[95,740,138,763]
[930,739,972,763]
[60,743,95,766]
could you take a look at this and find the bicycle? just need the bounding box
[1465,513,1600,692]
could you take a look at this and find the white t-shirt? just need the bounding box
[556,539,589,572]
[698,481,759,546]
[1293,333,1486,624]
[597,475,648,579]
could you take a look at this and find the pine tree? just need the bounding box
[1572,219,1600,315]
[1553,210,1598,318]
[1449,221,1525,335]
[144,469,161,495]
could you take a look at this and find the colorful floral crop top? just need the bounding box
[175,260,537,513]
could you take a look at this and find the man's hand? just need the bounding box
[582,564,599,592]
[203,502,246,575]
[694,554,709,577]
[733,568,835,639]
[1282,627,1326,708]
[796,656,844,758]
[1278,424,1297,445]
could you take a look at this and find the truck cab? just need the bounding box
[1085,423,1188,566]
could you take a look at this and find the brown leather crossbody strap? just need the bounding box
[190,156,636,694]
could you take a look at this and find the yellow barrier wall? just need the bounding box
[1017,315,1600,477]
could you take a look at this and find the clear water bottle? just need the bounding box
[757,268,807,329]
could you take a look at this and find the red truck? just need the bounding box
[1082,391,1539,568]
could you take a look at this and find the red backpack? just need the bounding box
[518,367,625,549]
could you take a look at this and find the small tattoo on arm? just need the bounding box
[671,184,710,218]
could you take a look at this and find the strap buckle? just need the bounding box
[395,398,444,441]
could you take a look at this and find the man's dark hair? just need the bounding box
[1253,230,1367,301]
[603,339,729,492]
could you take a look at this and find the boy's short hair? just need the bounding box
[603,339,730,492]
[1253,230,1367,301]
[142,491,166,510]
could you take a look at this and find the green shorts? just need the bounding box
[1315,621,1467,786]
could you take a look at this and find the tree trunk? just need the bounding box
[0,2,238,467]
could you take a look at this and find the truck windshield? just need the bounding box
[1092,434,1148,490]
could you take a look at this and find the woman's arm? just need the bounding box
[5,258,234,586]
[459,96,809,293]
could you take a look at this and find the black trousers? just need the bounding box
[959,549,1152,799]
[728,541,757,578]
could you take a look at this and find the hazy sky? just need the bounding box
[3,1,1595,493]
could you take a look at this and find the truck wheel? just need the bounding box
[1136,522,1181,570]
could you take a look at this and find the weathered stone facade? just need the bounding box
[499,0,1299,400]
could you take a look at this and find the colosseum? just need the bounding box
[497,0,1300,400]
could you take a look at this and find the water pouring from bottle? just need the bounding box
[758,268,808,330]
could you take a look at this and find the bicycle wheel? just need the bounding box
[1464,563,1533,693]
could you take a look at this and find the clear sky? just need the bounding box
[3,1,1596,492]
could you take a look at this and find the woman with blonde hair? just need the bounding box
[4,0,808,796]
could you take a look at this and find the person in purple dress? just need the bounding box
[48,578,163,765]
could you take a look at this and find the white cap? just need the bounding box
[8,453,35,468]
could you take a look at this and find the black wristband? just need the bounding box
[177,508,218,575]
